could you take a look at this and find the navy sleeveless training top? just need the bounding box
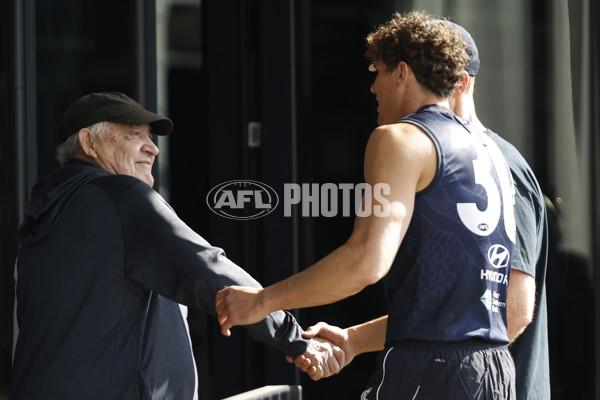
[384,104,516,344]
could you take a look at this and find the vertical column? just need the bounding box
[134,0,158,109]
[204,1,247,397]
[134,0,161,188]
[259,0,300,386]
[12,0,37,224]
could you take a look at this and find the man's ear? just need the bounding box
[78,128,98,159]
[454,71,470,98]
[396,61,409,83]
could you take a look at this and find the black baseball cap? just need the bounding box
[440,20,480,76]
[58,91,173,142]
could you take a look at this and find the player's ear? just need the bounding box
[393,61,410,84]
[396,61,409,83]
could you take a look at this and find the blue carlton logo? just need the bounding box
[206,180,279,220]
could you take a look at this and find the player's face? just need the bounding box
[94,123,158,186]
[369,60,401,125]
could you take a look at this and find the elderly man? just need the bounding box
[10,92,342,399]
[216,11,516,399]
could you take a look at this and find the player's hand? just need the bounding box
[215,286,268,337]
[287,322,356,372]
[289,337,345,381]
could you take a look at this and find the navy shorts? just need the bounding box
[361,340,515,400]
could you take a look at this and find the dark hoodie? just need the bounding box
[11,161,308,399]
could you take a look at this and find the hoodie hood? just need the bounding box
[18,161,108,245]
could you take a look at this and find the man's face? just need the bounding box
[369,60,401,125]
[93,122,159,186]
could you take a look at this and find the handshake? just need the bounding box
[286,322,356,381]
[215,285,386,381]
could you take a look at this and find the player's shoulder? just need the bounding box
[365,123,437,185]
[371,122,428,143]
[368,122,434,158]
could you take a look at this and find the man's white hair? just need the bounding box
[55,121,110,166]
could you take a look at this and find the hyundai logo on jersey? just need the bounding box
[487,244,510,268]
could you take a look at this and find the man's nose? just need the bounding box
[144,137,159,156]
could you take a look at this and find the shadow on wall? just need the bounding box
[545,196,595,399]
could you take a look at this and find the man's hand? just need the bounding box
[287,322,356,375]
[215,286,268,336]
[292,337,345,381]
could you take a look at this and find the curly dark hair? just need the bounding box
[365,11,468,98]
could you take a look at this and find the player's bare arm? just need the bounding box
[215,122,437,336]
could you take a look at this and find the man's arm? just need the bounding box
[95,176,320,360]
[216,123,437,336]
[505,170,543,342]
[507,270,535,342]
[346,315,388,356]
